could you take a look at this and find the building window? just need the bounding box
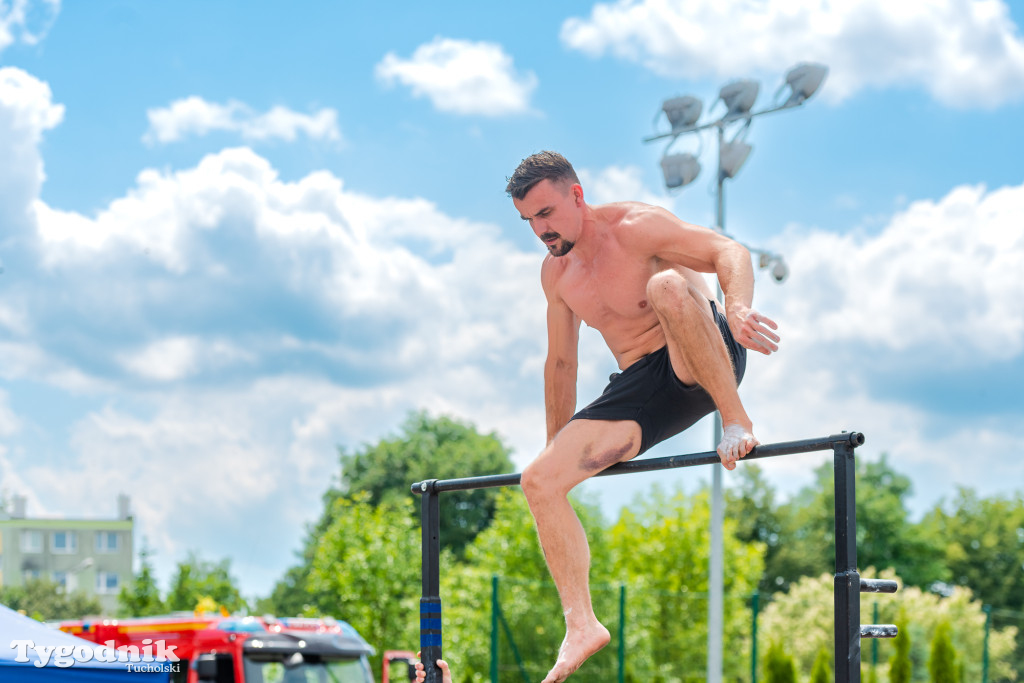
[23,568,41,581]
[95,531,120,553]
[96,572,120,594]
[51,531,78,554]
[20,530,43,553]
[53,571,68,592]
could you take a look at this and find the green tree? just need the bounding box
[928,620,959,683]
[263,412,515,616]
[921,489,1024,674]
[923,489,1024,610]
[338,411,515,556]
[441,488,615,682]
[118,543,165,617]
[308,492,420,677]
[166,552,246,613]
[890,609,913,683]
[763,455,946,595]
[764,640,797,683]
[726,464,785,595]
[610,484,764,681]
[0,578,102,621]
[760,571,1018,682]
[811,646,831,683]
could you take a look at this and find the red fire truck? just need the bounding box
[60,614,415,683]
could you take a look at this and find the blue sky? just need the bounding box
[1,0,1023,601]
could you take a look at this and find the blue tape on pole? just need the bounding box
[420,602,442,613]
[420,633,442,647]
[421,618,442,630]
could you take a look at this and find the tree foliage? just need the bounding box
[811,646,831,683]
[928,620,959,683]
[744,456,948,595]
[256,421,1024,681]
[761,570,1017,682]
[308,492,420,677]
[263,412,515,617]
[166,552,246,613]
[118,543,165,617]
[610,485,763,681]
[338,411,515,555]
[922,489,1024,610]
[890,608,913,683]
[764,639,797,683]
[0,578,103,621]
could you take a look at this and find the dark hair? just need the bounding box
[505,151,580,199]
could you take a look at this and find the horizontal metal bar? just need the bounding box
[860,624,898,639]
[641,102,801,144]
[412,431,864,496]
[860,579,899,594]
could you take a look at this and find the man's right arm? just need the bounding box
[542,264,580,445]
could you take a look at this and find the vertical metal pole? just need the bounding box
[420,482,443,683]
[491,575,499,683]
[833,441,860,683]
[751,591,759,683]
[707,122,726,683]
[982,604,991,683]
[618,584,626,683]
[871,601,878,668]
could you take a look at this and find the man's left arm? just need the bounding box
[712,241,780,356]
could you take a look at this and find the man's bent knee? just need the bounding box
[521,452,566,501]
[647,272,705,317]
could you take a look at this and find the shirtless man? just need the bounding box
[506,151,780,683]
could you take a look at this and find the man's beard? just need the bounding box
[541,232,575,257]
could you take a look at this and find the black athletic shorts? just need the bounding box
[570,301,746,456]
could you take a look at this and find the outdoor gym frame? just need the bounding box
[412,431,898,683]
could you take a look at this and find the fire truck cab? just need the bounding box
[60,614,379,683]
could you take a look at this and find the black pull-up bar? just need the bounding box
[411,430,895,683]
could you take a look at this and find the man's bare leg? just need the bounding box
[520,419,641,682]
[646,271,759,469]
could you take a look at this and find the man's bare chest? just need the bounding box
[557,257,655,328]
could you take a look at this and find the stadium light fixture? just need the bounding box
[780,62,828,107]
[660,153,702,189]
[719,137,752,180]
[718,79,760,118]
[661,95,703,131]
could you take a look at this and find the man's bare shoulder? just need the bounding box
[540,252,568,294]
[594,201,678,231]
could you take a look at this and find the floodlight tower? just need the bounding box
[643,62,827,683]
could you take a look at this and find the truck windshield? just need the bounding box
[243,655,373,683]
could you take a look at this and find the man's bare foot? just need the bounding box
[717,423,758,470]
[541,622,611,683]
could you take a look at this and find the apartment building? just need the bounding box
[0,494,134,614]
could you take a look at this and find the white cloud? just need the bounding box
[144,96,342,145]
[737,179,1024,506]
[0,389,19,437]
[376,37,538,116]
[9,145,548,591]
[578,164,677,209]
[0,0,60,53]
[118,336,255,382]
[0,67,64,231]
[761,182,1024,361]
[561,0,1024,107]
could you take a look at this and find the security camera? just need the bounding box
[769,257,789,283]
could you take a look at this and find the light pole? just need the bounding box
[644,62,826,683]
